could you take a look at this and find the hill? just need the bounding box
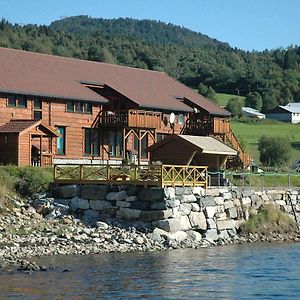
[0,16,300,113]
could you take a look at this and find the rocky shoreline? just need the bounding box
[1,193,299,273]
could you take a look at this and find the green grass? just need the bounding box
[231,119,300,166]
[242,204,296,234]
[215,93,245,106]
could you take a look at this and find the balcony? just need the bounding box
[96,109,162,129]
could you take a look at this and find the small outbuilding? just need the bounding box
[147,134,237,170]
[0,119,59,166]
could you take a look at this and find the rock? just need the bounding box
[82,210,100,223]
[54,199,71,206]
[241,197,251,206]
[192,187,205,196]
[215,212,227,221]
[89,200,112,211]
[218,230,229,239]
[205,189,220,196]
[153,219,182,233]
[70,197,90,211]
[164,187,175,199]
[191,203,200,212]
[138,188,164,202]
[204,206,216,218]
[168,231,188,243]
[150,202,167,210]
[96,221,109,230]
[214,197,224,205]
[139,209,173,222]
[58,185,81,199]
[207,218,216,229]
[178,204,192,216]
[204,229,218,242]
[116,208,141,221]
[275,200,286,206]
[130,201,151,210]
[27,206,37,214]
[181,194,197,203]
[216,219,236,231]
[175,187,192,195]
[134,236,144,245]
[224,200,234,209]
[242,189,255,197]
[106,191,127,201]
[179,215,192,231]
[166,199,181,208]
[187,230,202,242]
[221,192,232,200]
[126,196,138,202]
[81,185,108,200]
[153,227,170,239]
[200,196,215,207]
[226,207,238,219]
[188,212,207,230]
[116,201,131,208]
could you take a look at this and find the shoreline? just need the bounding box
[1,200,299,273]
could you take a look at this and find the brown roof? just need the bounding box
[147,134,237,156]
[0,119,59,136]
[0,47,230,115]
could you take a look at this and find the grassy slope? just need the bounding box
[215,93,245,106]
[231,120,300,165]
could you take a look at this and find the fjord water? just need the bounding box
[1,242,300,299]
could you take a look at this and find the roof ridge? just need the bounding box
[0,47,166,74]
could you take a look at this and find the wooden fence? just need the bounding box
[53,164,208,188]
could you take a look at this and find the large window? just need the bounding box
[67,101,92,114]
[7,95,27,108]
[84,128,100,156]
[57,126,66,155]
[109,129,123,157]
[33,98,42,120]
[141,133,148,159]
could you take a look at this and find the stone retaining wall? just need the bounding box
[53,184,300,242]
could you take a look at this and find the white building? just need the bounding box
[266,103,300,124]
[242,107,265,119]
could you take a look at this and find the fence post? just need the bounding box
[288,174,291,189]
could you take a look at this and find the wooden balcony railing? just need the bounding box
[53,164,207,188]
[95,109,162,129]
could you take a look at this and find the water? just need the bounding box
[1,242,300,299]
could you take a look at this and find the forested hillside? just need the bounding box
[1,15,300,112]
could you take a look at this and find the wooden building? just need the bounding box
[147,135,237,170]
[0,47,251,168]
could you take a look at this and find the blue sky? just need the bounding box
[1,0,299,51]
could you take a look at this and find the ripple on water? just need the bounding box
[1,242,300,299]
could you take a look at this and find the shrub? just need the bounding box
[242,204,296,234]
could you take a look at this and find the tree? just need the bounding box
[198,83,216,102]
[258,135,292,167]
[226,98,243,117]
[245,92,263,111]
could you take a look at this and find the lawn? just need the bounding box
[215,93,245,107]
[231,119,300,166]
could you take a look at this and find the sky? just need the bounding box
[1,0,299,51]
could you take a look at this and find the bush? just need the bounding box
[226,97,243,117]
[242,205,296,234]
[0,166,53,198]
[258,135,292,167]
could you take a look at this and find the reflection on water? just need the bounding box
[1,243,300,299]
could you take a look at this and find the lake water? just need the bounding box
[1,242,300,299]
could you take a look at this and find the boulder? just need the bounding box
[181,194,197,203]
[192,187,205,196]
[241,197,251,206]
[126,196,138,202]
[175,187,192,195]
[186,230,202,242]
[178,203,192,216]
[116,208,141,221]
[116,201,131,208]
[221,192,232,200]
[214,197,224,205]
[138,188,164,202]
[168,231,188,243]
[204,206,216,218]
[106,190,127,201]
[206,218,216,229]
[151,202,167,210]
[82,210,100,223]
[130,201,151,210]
[81,185,108,200]
[242,189,255,197]
[204,229,218,242]
[179,215,192,231]
[153,219,182,233]
[166,199,181,208]
[139,209,173,222]
[96,221,109,230]
[164,187,175,199]
[200,196,215,207]
[216,219,236,231]
[226,207,238,219]
[58,184,81,199]
[89,200,112,211]
[189,212,207,230]
[191,203,200,212]
[70,197,89,211]
[224,200,234,209]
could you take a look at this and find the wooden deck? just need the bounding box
[54,164,208,188]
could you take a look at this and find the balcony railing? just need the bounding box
[53,164,208,188]
[96,109,162,128]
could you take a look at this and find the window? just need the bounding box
[84,128,100,156]
[109,129,123,158]
[66,101,92,114]
[7,95,27,108]
[33,98,42,120]
[141,133,148,159]
[57,126,66,155]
